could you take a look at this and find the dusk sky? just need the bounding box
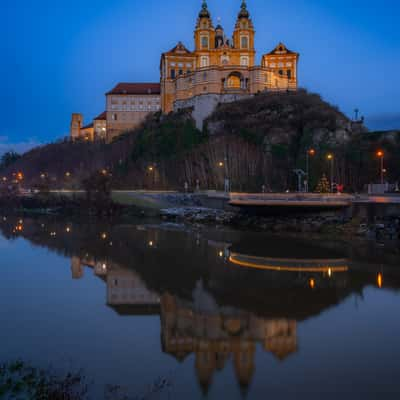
[2,0,399,155]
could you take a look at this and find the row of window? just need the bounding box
[110,105,161,112]
[170,62,193,68]
[200,35,249,49]
[267,62,292,68]
[170,69,192,79]
[278,70,292,79]
[110,108,160,121]
[110,96,159,104]
[170,56,249,79]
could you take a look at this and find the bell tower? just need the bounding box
[194,1,215,67]
[233,0,256,67]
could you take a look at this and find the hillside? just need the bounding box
[1,89,398,192]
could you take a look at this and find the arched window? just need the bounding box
[241,36,249,49]
[201,35,209,49]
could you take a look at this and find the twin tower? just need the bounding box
[71,1,299,142]
[161,0,299,117]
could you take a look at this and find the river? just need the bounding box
[1,215,399,399]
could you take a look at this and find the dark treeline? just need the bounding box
[1,90,399,192]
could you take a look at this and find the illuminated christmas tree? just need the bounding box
[315,174,330,193]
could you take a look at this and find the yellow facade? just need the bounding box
[160,0,299,113]
[70,1,299,141]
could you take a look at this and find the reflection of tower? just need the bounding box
[264,320,297,361]
[71,256,84,279]
[233,339,255,390]
[160,281,299,393]
[195,343,216,395]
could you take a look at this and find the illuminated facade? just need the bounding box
[161,0,299,117]
[70,0,299,140]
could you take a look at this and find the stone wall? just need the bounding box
[174,93,253,130]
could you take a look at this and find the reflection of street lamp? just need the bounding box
[377,272,383,288]
[148,165,156,188]
[218,157,229,192]
[377,150,384,185]
[309,278,316,289]
[306,148,316,192]
[327,154,334,192]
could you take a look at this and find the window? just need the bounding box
[201,35,209,49]
[240,56,249,66]
[200,56,209,68]
[241,36,249,49]
[179,69,183,75]
[287,70,292,79]
[187,70,191,75]
[170,69,176,79]
[279,70,283,76]
[112,113,118,121]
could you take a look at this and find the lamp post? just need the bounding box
[327,154,334,192]
[306,148,315,192]
[218,159,229,192]
[377,150,384,185]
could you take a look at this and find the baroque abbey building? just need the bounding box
[71,1,299,142]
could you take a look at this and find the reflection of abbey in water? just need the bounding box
[71,257,297,390]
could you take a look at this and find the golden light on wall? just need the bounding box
[309,278,316,289]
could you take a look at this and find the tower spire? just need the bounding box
[199,0,210,18]
[238,0,250,18]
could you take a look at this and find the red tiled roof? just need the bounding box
[81,123,94,130]
[94,111,107,120]
[106,83,161,95]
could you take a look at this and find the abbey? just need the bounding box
[71,1,299,142]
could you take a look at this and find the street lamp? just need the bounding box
[377,150,384,185]
[326,154,334,192]
[219,157,229,193]
[306,148,316,192]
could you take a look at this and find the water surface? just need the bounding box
[1,215,400,399]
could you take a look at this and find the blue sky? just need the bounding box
[1,0,399,154]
